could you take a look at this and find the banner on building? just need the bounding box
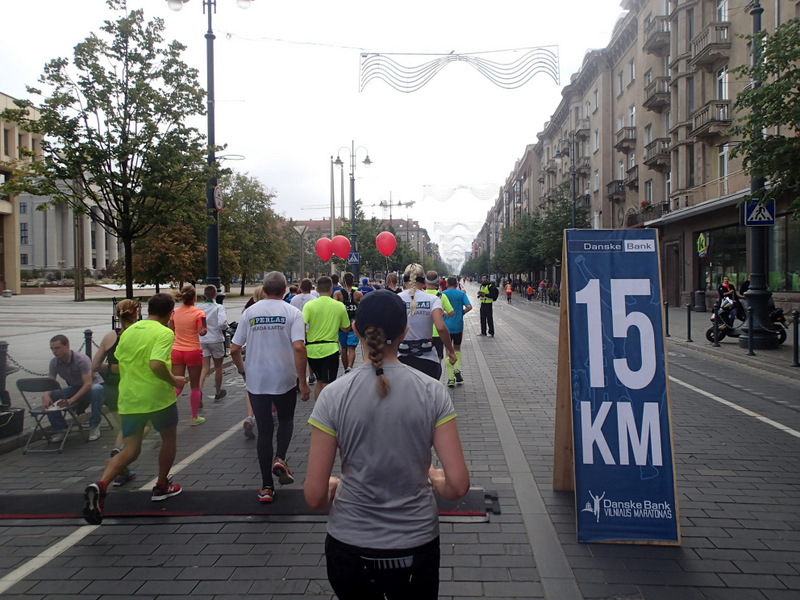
[562,229,680,544]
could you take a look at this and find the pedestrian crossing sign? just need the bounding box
[742,199,775,226]
[347,252,360,265]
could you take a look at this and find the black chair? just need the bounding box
[16,378,88,454]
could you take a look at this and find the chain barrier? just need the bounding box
[5,353,48,378]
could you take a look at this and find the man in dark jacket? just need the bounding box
[477,274,498,336]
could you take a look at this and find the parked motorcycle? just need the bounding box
[705,297,789,344]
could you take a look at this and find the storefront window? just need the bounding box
[768,215,800,292]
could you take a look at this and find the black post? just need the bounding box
[746,306,756,356]
[712,302,720,347]
[686,303,693,343]
[84,329,93,360]
[664,301,670,337]
[739,0,777,350]
[350,143,357,279]
[792,310,799,367]
[111,297,118,330]
[570,134,577,230]
[204,3,221,294]
[0,341,9,409]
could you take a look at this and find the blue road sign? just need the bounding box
[347,252,360,265]
[743,199,775,226]
[565,229,679,544]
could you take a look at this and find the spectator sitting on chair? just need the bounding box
[41,334,105,443]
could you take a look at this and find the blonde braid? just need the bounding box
[364,326,390,398]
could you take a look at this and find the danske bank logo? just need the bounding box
[582,491,673,522]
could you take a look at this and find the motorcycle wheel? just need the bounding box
[706,327,726,343]
[777,326,787,345]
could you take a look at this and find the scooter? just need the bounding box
[705,298,789,344]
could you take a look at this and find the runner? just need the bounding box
[170,284,207,425]
[333,272,363,374]
[442,276,472,388]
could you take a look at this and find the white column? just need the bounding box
[94,209,106,269]
[83,212,92,270]
[60,205,73,269]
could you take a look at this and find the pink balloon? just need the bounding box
[315,237,333,262]
[331,235,351,260]
[376,231,397,257]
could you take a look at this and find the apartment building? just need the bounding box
[479,0,799,307]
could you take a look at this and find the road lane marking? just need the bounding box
[669,376,800,439]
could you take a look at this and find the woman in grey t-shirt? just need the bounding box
[305,290,470,599]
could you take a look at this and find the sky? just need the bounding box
[1,0,626,271]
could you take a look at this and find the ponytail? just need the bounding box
[364,326,390,398]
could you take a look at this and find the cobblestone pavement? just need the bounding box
[0,285,799,599]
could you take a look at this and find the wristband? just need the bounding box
[238,369,245,375]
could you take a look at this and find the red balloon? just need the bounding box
[376,231,397,257]
[315,237,333,262]
[331,235,351,260]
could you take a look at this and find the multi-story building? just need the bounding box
[477,0,799,308]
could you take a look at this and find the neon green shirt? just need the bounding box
[116,319,176,415]
[303,295,350,359]
[425,289,453,338]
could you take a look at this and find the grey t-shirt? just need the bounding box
[309,362,456,549]
[49,351,103,387]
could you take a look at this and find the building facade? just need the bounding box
[476,0,799,309]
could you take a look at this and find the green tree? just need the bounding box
[0,1,209,298]
[132,221,206,291]
[533,183,590,267]
[730,18,800,217]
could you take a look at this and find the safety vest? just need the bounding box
[479,283,494,304]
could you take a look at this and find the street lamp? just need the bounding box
[334,141,372,278]
[293,225,308,279]
[167,0,253,296]
[329,156,336,275]
[554,132,577,229]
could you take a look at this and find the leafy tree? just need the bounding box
[730,18,800,217]
[0,0,209,298]
[132,221,206,291]
[534,183,590,267]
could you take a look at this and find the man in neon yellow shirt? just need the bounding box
[83,293,186,525]
[303,276,351,400]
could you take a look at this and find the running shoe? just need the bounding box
[243,417,255,439]
[214,389,227,401]
[272,458,294,486]
[113,469,136,487]
[308,374,317,385]
[447,379,455,388]
[190,416,206,426]
[151,479,182,502]
[257,488,274,503]
[109,446,123,458]
[83,482,106,525]
[454,370,464,383]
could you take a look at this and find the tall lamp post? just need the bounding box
[329,157,336,275]
[334,141,372,278]
[740,0,777,350]
[167,0,253,296]
[293,225,308,280]
[554,132,577,229]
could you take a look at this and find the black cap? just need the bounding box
[355,289,407,343]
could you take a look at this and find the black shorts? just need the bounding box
[432,338,444,360]
[450,331,463,346]
[308,352,340,384]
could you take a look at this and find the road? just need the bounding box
[0,284,799,599]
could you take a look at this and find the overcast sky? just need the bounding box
[2,0,625,269]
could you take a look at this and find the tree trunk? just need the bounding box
[124,236,134,299]
[240,278,246,297]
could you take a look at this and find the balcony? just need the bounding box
[690,22,731,70]
[643,137,671,171]
[625,164,639,189]
[575,118,590,139]
[643,76,671,113]
[642,15,670,56]
[544,159,557,173]
[614,126,636,153]
[576,156,591,176]
[607,179,626,201]
[691,100,731,139]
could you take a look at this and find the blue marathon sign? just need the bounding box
[565,229,679,544]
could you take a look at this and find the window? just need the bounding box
[19,202,27,214]
[716,0,728,21]
[617,71,624,96]
[585,101,591,118]
[20,223,28,245]
[644,124,653,144]
[629,152,636,169]
[574,106,579,126]
[617,115,625,132]
[594,169,600,191]
[686,8,694,51]
[20,254,28,266]
[687,144,695,188]
[628,59,635,85]
[618,159,625,180]
[593,130,600,152]
[686,76,695,116]
[664,53,671,78]
[629,104,636,127]
[718,143,729,195]
[716,65,728,99]
[593,88,599,111]
[644,69,652,87]
[2,128,10,157]
[665,171,671,199]
[664,110,671,134]
[644,180,653,203]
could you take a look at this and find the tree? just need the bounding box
[0,1,209,298]
[730,18,800,218]
[132,221,206,291]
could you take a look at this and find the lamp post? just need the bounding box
[554,133,577,229]
[167,0,252,296]
[293,225,308,280]
[334,141,372,278]
[329,156,336,275]
[739,0,777,350]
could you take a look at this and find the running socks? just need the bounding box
[455,351,462,372]
[190,390,202,419]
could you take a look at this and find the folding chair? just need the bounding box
[16,378,88,454]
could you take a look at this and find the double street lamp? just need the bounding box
[167,0,253,295]
[554,132,578,230]
[334,142,372,278]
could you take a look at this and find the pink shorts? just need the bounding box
[171,348,203,367]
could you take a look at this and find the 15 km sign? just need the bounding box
[556,229,680,545]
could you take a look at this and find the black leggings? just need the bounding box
[249,390,296,489]
[325,534,440,600]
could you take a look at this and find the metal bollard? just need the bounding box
[746,306,755,356]
[0,341,9,409]
[711,302,720,347]
[111,297,118,330]
[84,329,93,360]
[664,302,670,337]
[793,310,799,368]
[686,303,693,343]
